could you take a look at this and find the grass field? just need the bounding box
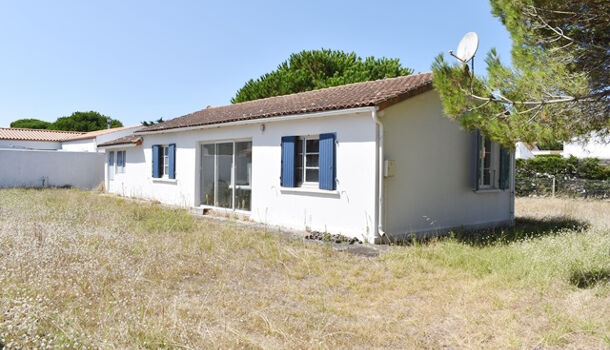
[0,189,608,349]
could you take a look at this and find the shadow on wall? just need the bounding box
[385,216,590,246]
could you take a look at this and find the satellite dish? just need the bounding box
[452,32,479,63]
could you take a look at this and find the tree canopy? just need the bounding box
[10,111,122,132]
[432,0,609,147]
[53,111,122,131]
[10,118,52,129]
[232,49,414,103]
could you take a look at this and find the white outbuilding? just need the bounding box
[99,73,515,243]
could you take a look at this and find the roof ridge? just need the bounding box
[211,72,433,111]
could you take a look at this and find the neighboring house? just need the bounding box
[99,73,515,243]
[516,135,610,162]
[0,126,142,151]
[0,126,141,189]
[0,128,84,150]
[60,126,143,152]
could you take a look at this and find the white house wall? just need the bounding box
[0,149,104,189]
[0,140,61,150]
[106,112,378,241]
[563,135,610,160]
[381,91,514,237]
[61,138,97,152]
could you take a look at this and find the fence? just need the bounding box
[0,149,104,190]
[515,177,610,199]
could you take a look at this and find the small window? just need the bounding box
[116,150,126,173]
[295,136,319,186]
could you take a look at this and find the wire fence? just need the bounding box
[515,177,610,199]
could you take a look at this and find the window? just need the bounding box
[152,144,176,179]
[200,140,252,211]
[295,137,319,186]
[474,132,511,191]
[108,151,115,181]
[116,151,126,173]
[281,133,336,190]
[162,146,169,177]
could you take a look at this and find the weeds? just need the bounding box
[0,189,608,349]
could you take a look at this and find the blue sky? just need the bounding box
[0,1,512,127]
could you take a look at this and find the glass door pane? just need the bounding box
[216,142,234,208]
[235,141,252,211]
[200,144,215,206]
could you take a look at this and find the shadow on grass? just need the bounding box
[385,216,590,247]
[569,268,610,288]
[452,216,590,246]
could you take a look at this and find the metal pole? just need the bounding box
[552,176,556,197]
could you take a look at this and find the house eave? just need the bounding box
[135,106,378,136]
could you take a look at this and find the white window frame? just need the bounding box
[479,135,499,189]
[161,145,169,178]
[296,135,320,187]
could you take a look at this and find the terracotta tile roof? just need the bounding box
[0,128,84,142]
[139,72,433,133]
[66,125,141,141]
[97,135,142,147]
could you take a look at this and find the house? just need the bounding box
[60,126,143,152]
[516,134,610,164]
[0,125,141,152]
[99,73,514,243]
[0,126,141,189]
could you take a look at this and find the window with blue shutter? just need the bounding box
[152,145,161,178]
[281,136,296,187]
[168,144,176,179]
[319,133,336,190]
[108,151,115,181]
[499,147,511,190]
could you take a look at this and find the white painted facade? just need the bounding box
[60,126,143,152]
[0,139,61,150]
[104,92,514,243]
[0,149,104,189]
[563,135,610,160]
[382,91,514,237]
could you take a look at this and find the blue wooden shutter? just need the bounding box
[471,130,480,191]
[499,147,511,190]
[168,144,176,179]
[152,145,161,178]
[117,150,123,169]
[108,151,114,166]
[281,136,296,187]
[319,133,336,190]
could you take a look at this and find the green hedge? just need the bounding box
[516,155,610,181]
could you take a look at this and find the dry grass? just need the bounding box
[0,189,608,349]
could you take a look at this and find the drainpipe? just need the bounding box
[372,108,385,242]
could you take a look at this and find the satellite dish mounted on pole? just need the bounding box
[449,32,479,90]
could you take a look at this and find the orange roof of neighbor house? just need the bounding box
[138,72,434,133]
[97,135,142,147]
[0,128,85,142]
[65,125,141,141]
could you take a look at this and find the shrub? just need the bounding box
[516,156,610,180]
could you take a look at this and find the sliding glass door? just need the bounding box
[200,140,252,211]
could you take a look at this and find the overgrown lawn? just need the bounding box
[0,189,608,349]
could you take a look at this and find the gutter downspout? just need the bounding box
[372,108,385,242]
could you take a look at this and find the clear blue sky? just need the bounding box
[0,1,512,127]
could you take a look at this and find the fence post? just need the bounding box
[552,176,556,197]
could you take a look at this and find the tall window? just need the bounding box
[295,137,319,186]
[479,135,499,188]
[162,146,169,177]
[116,151,126,173]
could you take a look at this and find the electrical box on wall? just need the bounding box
[384,160,395,177]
